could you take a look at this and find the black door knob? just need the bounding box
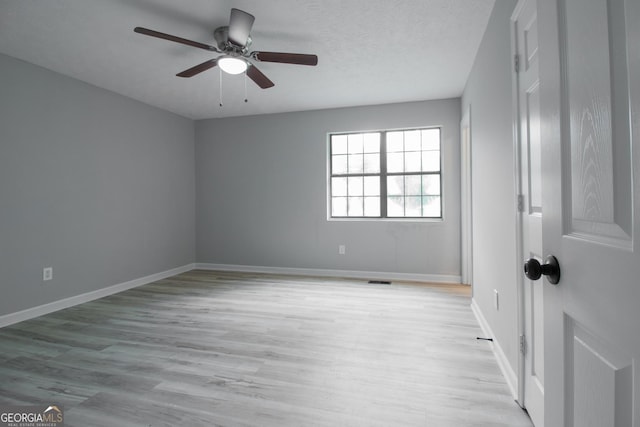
[524,255,560,285]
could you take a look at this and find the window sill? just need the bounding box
[327,217,444,223]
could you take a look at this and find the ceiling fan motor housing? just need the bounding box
[214,26,251,53]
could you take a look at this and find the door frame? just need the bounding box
[511,0,528,409]
[460,106,473,287]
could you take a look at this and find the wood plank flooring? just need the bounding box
[0,270,532,426]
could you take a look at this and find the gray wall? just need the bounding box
[195,99,461,279]
[0,54,195,317]
[461,1,519,374]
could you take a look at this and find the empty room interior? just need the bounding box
[2,0,638,426]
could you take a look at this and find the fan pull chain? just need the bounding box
[244,71,248,103]
[219,68,223,107]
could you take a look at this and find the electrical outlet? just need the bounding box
[338,244,346,255]
[43,267,53,281]
[494,289,499,310]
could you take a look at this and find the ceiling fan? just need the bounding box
[134,8,318,89]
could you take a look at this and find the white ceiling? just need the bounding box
[0,0,495,120]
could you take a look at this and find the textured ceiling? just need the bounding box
[0,0,495,120]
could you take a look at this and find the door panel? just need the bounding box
[527,83,542,214]
[565,316,634,427]
[538,0,640,425]
[562,0,633,245]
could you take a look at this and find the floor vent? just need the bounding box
[368,280,392,285]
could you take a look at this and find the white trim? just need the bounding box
[460,105,473,286]
[0,263,195,328]
[511,0,528,409]
[326,127,445,222]
[0,262,461,329]
[471,298,519,400]
[195,263,461,284]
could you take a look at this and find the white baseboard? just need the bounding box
[470,298,519,400]
[0,263,196,328]
[0,263,460,329]
[195,263,461,284]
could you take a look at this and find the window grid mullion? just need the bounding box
[402,133,407,217]
[345,144,351,216]
[420,132,424,216]
[380,131,387,218]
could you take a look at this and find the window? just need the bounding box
[329,128,442,219]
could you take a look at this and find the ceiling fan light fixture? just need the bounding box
[218,56,248,75]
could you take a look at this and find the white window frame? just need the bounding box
[327,127,443,221]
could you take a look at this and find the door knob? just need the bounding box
[524,255,560,285]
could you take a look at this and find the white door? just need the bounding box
[513,1,544,425]
[538,0,640,425]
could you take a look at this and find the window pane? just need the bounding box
[332,154,348,174]
[405,151,421,172]
[348,197,364,216]
[364,176,380,196]
[364,197,380,217]
[332,197,347,216]
[363,133,380,153]
[405,130,421,151]
[422,129,440,150]
[387,132,404,152]
[422,196,441,217]
[422,175,440,195]
[363,153,380,173]
[332,135,348,154]
[387,176,404,196]
[387,152,403,173]
[348,154,363,173]
[332,177,347,196]
[422,151,440,172]
[348,176,363,196]
[387,196,404,216]
[348,134,363,153]
[405,175,422,195]
[405,196,422,217]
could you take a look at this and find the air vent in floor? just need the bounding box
[368,280,391,285]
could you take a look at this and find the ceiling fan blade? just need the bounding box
[176,59,218,78]
[252,52,318,66]
[228,8,255,47]
[246,64,274,89]
[134,27,218,52]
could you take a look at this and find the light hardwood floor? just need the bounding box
[0,270,532,426]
